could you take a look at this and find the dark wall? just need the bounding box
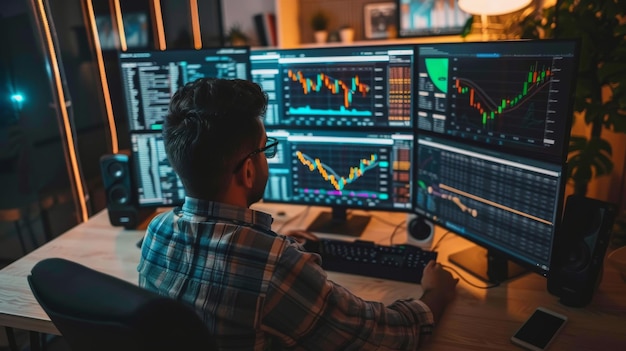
[0,7,70,207]
[1,2,82,258]
[0,0,225,260]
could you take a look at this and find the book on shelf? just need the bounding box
[253,13,277,47]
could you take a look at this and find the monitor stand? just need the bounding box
[306,206,371,237]
[448,246,527,284]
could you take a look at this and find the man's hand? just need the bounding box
[419,260,459,323]
[421,261,458,302]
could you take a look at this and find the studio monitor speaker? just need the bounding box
[100,153,149,229]
[548,195,617,307]
[407,213,434,248]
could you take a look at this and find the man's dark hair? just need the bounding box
[162,78,268,198]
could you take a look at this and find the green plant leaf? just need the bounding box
[584,105,604,125]
[575,77,593,96]
[602,0,626,18]
[598,62,626,84]
[567,136,613,183]
[608,110,626,133]
[590,153,614,177]
[569,135,587,150]
[461,17,473,38]
[310,11,329,31]
[593,137,613,154]
[615,24,626,37]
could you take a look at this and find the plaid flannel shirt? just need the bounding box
[138,197,434,350]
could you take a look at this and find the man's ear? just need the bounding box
[240,158,255,189]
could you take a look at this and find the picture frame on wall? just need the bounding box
[95,15,119,50]
[95,12,150,51]
[123,12,150,49]
[363,2,398,39]
[396,0,472,38]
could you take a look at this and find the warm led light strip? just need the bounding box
[85,0,119,155]
[152,0,166,50]
[36,0,89,222]
[112,0,126,51]
[190,0,202,49]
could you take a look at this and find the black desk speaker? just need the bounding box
[99,153,148,229]
[407,213,434,248]
[548,195,617,307]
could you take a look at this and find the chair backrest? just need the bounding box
[27,257,217,351]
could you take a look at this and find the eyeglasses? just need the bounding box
[232,136,279,173]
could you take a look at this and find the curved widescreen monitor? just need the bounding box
[251,44,416,236]
[117,47,251,207]
[413,40,579,282]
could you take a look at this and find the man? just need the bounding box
[138,77,458,350]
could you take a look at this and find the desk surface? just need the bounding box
[1,204,625,350]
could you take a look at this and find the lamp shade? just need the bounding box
[458,0,532,16]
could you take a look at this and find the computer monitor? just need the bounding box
[252,45,415,129]
[251,44,416,236]
[413,40,579,282]
[117,47,251,207]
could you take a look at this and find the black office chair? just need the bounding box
[27,257,218,351]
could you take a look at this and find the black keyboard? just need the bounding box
[303,239,437,284]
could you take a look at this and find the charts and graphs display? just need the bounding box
[416,40,578,162]
[414,135,566,274]
[118,47,250,207]
[251,45,416,235]
[264,129,413,212]
[251,45,414,128]
[130,133,185,206]
[119,48,250,131]
[413,40,579,279]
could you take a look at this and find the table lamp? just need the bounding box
[458,0,532,40]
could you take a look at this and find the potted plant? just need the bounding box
[339,24,355,43]
[226,24,248,46]
[520,0,626,196]
[311,10,329,43]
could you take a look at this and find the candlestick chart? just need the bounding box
[292,144,389,200]
[449,58,556,143]
[284,66,375,118]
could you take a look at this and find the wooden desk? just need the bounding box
[1,205,625,350]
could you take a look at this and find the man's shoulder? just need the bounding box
[146,209,177,230]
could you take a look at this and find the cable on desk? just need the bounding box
[384,219,407,245]
[360,212,407,245]
[441,264,500,289]
[427,232,499,289]
[431,230,453,251]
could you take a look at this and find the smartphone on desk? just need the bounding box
[511,307,567,351]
